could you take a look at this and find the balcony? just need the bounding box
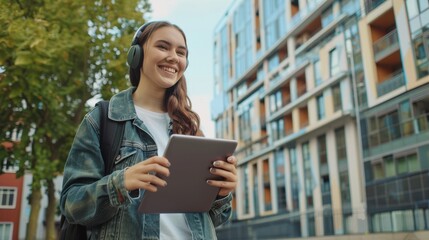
[364,0,386,15]
[235,135,269,161]
[363,113,429,157]
[376,70,405,97]
[373,29,399,62]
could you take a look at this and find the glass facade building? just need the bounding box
[211,0,429,239]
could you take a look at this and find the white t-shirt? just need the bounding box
[134,105,192,240]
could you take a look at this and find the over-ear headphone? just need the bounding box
[127,22,151,69]
[127,21,189,71]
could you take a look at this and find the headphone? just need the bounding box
[127,22,151,69]
[126,22,189,70]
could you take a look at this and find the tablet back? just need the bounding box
[138,134,237,213]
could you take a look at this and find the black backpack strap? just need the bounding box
[96,100,125,174]
[59,101,125,240]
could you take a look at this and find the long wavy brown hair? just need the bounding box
[129,21,202,136]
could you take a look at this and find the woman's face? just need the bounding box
[140,26,187,90]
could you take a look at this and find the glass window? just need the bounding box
[270,93,277,113]
[332,84,342,112]
[302,142,314,208]
[397,156,409,174]
[314,59,322,86]
[384,155,396,177]
[373,161,385,180]
[339,171,351,205]
[329,48,340,77]
[335,127,347,162]
[290,147,300,210]
[276,91,282,110]
[420,0,429,10]
[275,149,287,210]
[408,153,420,172]
[407,0,419,19]
[0,188,17,208]
[252,164,260,215]
[421,8,429,26]
[317,135,328,165]
[242,166,250,215]
[317,94,325,120]
[414,209,426,230]
[0,223,13,240]
[380,212,393,231]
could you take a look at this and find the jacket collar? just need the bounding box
[108,87,174,135]
[109,87,137,122]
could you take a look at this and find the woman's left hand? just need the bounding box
[207,155,238,197]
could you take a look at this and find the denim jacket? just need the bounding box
[60,87,232,239]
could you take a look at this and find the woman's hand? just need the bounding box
[207,155,238,197]
[124,156,170,192]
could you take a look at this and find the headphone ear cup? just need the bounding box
[127,45,143,69]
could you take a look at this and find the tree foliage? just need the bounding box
[0,0,151,238]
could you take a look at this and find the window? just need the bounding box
[0,223,13,240]
[252,163,259,215]
[242,166,250,215]
[332,84,342,112]
[314,59,322,86]
[0,188,17,209]
[262,159,272,211]
[271,118,285,141]
[317,94,325,120]
[321,5,334,27]
[372,161,385,180]
[406,0,429,78]
[339,171,351,205]
[270,90,282,113]
[317,135,327,165]
[335,127,347,162]
[302,142,313,208]
[275,149,287,211]
[329,48,340,77]
[289,147,300,210]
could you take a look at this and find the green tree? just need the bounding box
[0,0,151,239]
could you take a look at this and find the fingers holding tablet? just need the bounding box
[124,156,171,192]
[207,155,238,197]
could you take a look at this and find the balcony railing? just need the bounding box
[376,70,405,97]
[364,0,386,14]
[235,135,269,160]
[363,113,429,153]
[373,29,399,61]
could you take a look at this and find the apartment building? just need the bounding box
[0,169,24,240]
[211,0,429,239]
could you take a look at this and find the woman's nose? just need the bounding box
[166,51,179,63]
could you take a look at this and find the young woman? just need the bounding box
[60,21,237,239]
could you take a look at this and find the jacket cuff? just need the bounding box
[108,169,133,206]
[211,192,232,213]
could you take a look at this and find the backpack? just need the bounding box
[59,100,125,240]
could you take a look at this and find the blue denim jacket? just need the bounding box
[60,87,232,239]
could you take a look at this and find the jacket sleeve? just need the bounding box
[208,193,233,227]
[59,108,133,227]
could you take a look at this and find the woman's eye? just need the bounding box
[158,45,168,50]
[177,51,186,56]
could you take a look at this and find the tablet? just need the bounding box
[138,134,237,213]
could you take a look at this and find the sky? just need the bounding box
[148,0,232,138]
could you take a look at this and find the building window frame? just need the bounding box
[0,187,17,209]
[0,222,13,240]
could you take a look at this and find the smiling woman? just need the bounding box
[59,21,238,239]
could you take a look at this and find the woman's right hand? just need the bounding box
[124,156,170,192]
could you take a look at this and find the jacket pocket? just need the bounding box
[113,148,137,170]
